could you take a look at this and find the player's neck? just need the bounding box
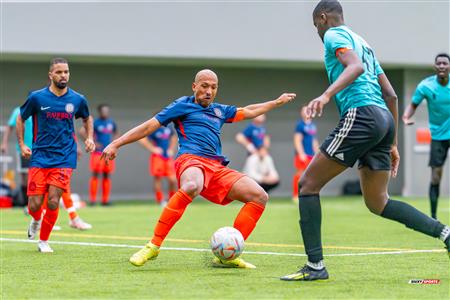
[49,84,68,97]
[436,75,449,86]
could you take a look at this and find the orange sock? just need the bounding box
[233,202,266,240]
[40,206,59,241]
[155,190,164,204]
[28,202,43,221]
[102,178,111,204]
[151,190,192,246]
[62,192,78,220]
[292,171,302,198]
[90,177,98,203]
[168,190,176,199]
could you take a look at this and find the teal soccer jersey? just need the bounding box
[8,106,33,153]
[323,25,387,116]
[412,75,450,140]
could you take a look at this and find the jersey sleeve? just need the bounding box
[324,28,353,55]
[8,107,20,127]
[412,82,426,106]
[155,100,187,126]
[222,105,238,123]
[75,97,90,119]
[20,94,37,121]
[374,59,384,76]
[295,121,304,134]
[242,125,252,138]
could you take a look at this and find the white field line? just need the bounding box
[1,238,446,257]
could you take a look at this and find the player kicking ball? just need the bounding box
[281,0,450,281]
[17,58,95,253]
[102,69,296,268]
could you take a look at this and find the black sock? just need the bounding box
[381,199,445,238]
[429,184,439,219]
[298,194,323,263]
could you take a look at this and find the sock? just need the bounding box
[102,178,111,204]
[61,192,78,220]
[299,194,323,263]
[168,190,176,199]
[151,190,193,246]
[28,202,43,221]
[90,177,98,203]
[21,185,29,206]
[40,206,59,241]
[155,190,164,204]
[292,172,301,198]
[307,260,325,270]
[381,199,445,238]
[429,184,439,219]
[233,202,266,240]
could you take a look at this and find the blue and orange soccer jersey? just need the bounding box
[155,96,243,165]
[242,123,266,149]
[148,127,174,159]
[93,118,117,152]
[20,87,90,169]
[295,120,317,156]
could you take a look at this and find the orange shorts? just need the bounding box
[294,155,314,170]
[90,152,115,173]
[27,167,73,195]
[175,154,246,206]
[150,154,175,177]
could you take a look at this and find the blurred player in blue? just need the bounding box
[17,58,95,252]
[102,69,296,269]
[403,53,450,219]
[281,0,450,281]
[236,114,280,193]
[139,125,177,206]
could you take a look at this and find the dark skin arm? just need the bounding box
[402,103,419,125]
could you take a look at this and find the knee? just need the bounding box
[103,173,110,179]
[92,172,99,178]
[181,180,201,198]
[431,168,442,185]
[363,196,387,215]
[250,187,268,206]
[47,195,60,210]
[299,175,320,195]
[28,198,41,212]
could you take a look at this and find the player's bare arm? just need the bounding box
[293,133,307,161]
[240,93,296,120]
[378,73,400,177]
[167,134,177,157]
[235,133,257,154]
[16,114,32,159]
[305,50,364,118]
[102,117,161,160]
[138,137,163,155]
[0,125,12,154]
[402,103,418,125]
[82,116,95,153]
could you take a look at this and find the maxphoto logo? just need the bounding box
[408,279,441,285]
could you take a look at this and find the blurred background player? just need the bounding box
[17,57,95,253]
[83,104,118,206]
[102,69,296,269]
[292,107,319,201]
[1,106,33,207]
[138,125,177,207]
[402,53,450,219]
[236,114,280,193]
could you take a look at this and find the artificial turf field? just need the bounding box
[1,197,449,299]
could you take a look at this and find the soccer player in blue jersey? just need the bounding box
[139,126,177,206]
[403,53,450,219]
[281,0,450,281]
[87,104,118,205]
[16,58,95,252]
[102,69,296,268]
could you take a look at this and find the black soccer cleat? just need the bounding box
[280,265,329,281]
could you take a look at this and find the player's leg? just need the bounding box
[153,176,164,205]
[101,172,111,205]
[359,167,450,253]
[429,166,443,219]
[167,175,177,199]
[27,194,45,240]
[62,189,92,230]
[89,172,99,205]
[37,184,64,252]
[20,173,29,207]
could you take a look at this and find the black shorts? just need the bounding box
[320,105,395,170]
[429,139,450,167]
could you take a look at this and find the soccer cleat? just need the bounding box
[212,257,256,269]
[441,226,450,258]
[280,265,329,281]
[38,240,54,253]
[53,225,62,231]
[129,242,160,267]
[70,217,93,230]
[27,219,41,240]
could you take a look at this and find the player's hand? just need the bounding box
[77,147,83,159]
[402,115,415,126]
[101,144,118,161]
[275,93,297,106]
[20,145,32,159]
[0,143,7,154]
[153,147,163,155]
[85,138,96,153]
[390,145,400,178]
[298,152,307,162]
[305,94,331,118]
[246,143,257,154]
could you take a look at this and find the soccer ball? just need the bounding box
[210,227,244,261]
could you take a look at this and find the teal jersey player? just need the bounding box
[412,75,450,140]
[324,25,387,116]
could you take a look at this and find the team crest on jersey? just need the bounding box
[65,103,74,113]
[214,108,222,118]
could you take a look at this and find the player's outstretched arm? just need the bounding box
[15,114,31,159]
[240,93,296,120]
[305,50,364,118]
[102,117,161,160]
[402,103,418,126]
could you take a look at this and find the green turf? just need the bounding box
[1,197,449,299]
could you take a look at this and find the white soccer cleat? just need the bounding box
[38,240,54,253]
[70,217,93,230]
[27,219,41,240]
[53,225,62,231]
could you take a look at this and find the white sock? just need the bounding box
[307,260,324,270]
[440,226,450,242]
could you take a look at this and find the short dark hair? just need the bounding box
[49,57,68,70]
[313,0,343,18]
[435,53,450,62]
[97,104,110,112]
